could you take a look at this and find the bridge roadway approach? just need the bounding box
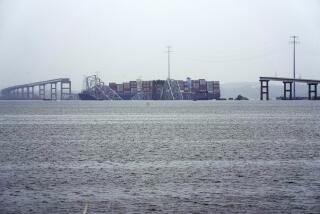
[1,78,71,100]
[260,77,320,100]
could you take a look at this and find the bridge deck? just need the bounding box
[260,77,320,84]
[1,78,70,93]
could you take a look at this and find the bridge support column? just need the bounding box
[27,87,30,99]
[21,88,25,98]
[61,81,71,100]
[308,83,318,100]
[39,84,45,99]
[15,89,19,98]
[283,81,293,100]
[31,86,34,99]
[10,90,14,98]
[51,83,57,100]
[260,80,269,100]
[21,88,25,99]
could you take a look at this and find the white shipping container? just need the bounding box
[117,84,124,91]
[199,79,206,85]
[193,83,200,88]
[207,81,214,92]
[123,83,130,89]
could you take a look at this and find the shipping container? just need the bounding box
[142,80,152,86]
[199,79,206,86]
[117,84,124,92]
[123,82,130,90]
[207,81,214,92]
[213,81,221,99]
[109,82,117,91]
[192,80,200,88]
[184,81,189,87]
[199,85,207,92]
[130,81,137,88]
[177,80,184,90]
[207,92,215,100]
[142,81,152,92]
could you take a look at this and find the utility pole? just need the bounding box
[166,46,172,80]
[290,35,299,99]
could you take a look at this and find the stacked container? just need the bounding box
[199,79,207,92]
[177,80,184,92]
[213,81,220,99]
[192,80,200,93]
[103,78,220,100]
[142,81,153,92]
[116,84,123,92]
[206,81,214,93]
[123,82,131,96]
[109,82,117,91]
[130,81,137,95]
[206,81,214,100]
[152,80,165,100]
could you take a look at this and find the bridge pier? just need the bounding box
[22,88,25,99]
[15,89,19,98]
[31,86,34,99]
[39,84,45,99]
[24,87,28,99]
[27,87,30,99]
[308,83,318,100]
[21,88,25,99]
[51,83,57,100]
[27,86,34,99]
[61,81,71,100]
[283,81,293,100]
[260,80,269,100]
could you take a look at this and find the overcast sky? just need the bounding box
[0,0,319,90]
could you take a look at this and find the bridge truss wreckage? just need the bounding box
[161,79,183,100]
[130,79,184,100]
[79,75,122,100]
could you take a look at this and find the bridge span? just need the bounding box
[260,77,320,100]
[1,78,71,100]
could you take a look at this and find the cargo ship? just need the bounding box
[79,75,220,100]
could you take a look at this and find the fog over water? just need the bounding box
[0,101,319,213]
[0,0,320,90]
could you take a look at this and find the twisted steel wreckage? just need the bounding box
[79,75,220,100]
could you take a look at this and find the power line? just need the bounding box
[177,49,284,64]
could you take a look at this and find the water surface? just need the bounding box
[0,101,319,213]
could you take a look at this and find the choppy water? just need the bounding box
[0,100,319,213]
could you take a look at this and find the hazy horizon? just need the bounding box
[1,0,320,91]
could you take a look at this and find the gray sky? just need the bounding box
[0,0,319,90]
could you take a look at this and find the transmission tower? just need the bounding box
[290,35,299,99]
[161,46,183,100]
[166,46,172,80]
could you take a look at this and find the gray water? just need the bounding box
[0,100,319,213]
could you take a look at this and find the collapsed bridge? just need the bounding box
[79,75,122,100]
[0,78,72,100]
